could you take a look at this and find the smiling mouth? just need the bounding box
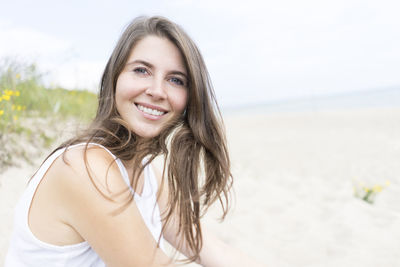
[135,103,167,116]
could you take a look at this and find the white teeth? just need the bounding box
[137,104,165,116]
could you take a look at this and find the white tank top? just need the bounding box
[5,143,165,267]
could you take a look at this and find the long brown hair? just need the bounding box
[52,16,232,263]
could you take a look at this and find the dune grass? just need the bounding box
[0,59,97,170]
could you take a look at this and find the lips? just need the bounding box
[135,103,167,117]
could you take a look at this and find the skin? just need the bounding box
[28,36,266,266]
[115,35,188,139]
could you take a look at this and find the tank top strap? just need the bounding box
[25,143,133,208]
[7,142,165,266]
[17,143,131,248]
[82,143,134,192]
[26,147,67,199]
[143,163,159,197]
[24,143,158,216]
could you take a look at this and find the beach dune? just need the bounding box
[1,107,400,266]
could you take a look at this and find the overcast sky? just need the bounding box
[1,0,399,107]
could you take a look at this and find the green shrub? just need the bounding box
[0,58,98,170]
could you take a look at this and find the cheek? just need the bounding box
[115,76,135,115]
[114,81,124,112]
[115,74,143,107]
[170,90,188,112]
[116,75,133,99]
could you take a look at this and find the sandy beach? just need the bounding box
[1,107,400,266]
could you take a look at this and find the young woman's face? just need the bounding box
[115,35,188,138]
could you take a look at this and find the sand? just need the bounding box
[1,107,400,266]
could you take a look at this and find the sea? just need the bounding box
[222,87,400,114]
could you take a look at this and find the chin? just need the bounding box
[132,128,162,139]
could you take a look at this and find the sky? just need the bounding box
[1,0,399,108]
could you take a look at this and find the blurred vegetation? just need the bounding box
[353,179,391,204]
[0,58,97,171]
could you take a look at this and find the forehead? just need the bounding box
[127,35,187,74]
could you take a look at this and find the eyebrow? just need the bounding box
[126,59,188,79]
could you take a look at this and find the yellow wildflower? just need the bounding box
[5,90,12,96]
[3,95,10,101]
[0,110,4,116]
[15,91,20,96]
[17,105,22,111]
[372,185,383,193]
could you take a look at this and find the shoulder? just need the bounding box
[61,144,117,171]
[48,144,131,207]
[42,146,174,266]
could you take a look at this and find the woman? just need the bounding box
[5,16,264,266]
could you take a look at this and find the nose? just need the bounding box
[145,77,167,100]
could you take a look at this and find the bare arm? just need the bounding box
[53,147,176,267]
[152,164,267,267]
[197,227,267,267]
